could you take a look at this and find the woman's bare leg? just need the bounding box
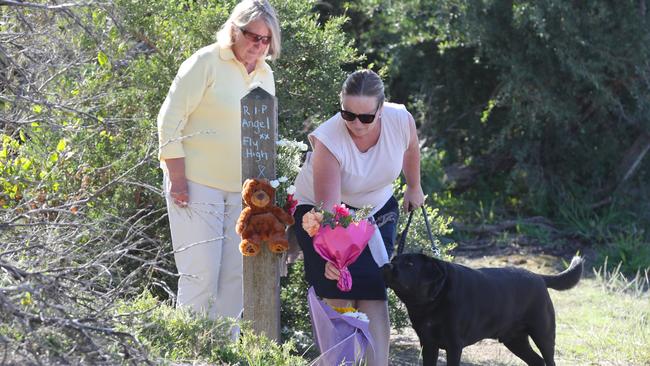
[323,298,355,309]
[358,299,390,366]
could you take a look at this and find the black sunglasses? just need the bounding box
[239,28,272,45]
[339,104,381,124]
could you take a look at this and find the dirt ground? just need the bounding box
[387,237,592,366]
[390,333,526,366]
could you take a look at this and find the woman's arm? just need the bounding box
[158,52,213,208]
[402,111,424,212]
[165,158,189,207]
[311,137,343,281]
[157,52,211,161]
[311,137,342,211]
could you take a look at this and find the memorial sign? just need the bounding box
[240,87,281,341]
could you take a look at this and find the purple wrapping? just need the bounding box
[307,287,375,365]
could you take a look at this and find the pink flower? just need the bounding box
[302,209,324,237]
[333,204,350,221]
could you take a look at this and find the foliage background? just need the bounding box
[316,0,650,273]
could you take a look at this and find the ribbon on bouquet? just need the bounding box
[366,225,389,267]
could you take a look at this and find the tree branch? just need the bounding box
[0,0,102,10]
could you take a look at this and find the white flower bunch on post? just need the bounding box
[270,176,297,215]
[275,137,308,215]
[276,139,308,151]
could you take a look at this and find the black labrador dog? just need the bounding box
[381,253,583,366]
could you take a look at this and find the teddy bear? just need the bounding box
[236,178,295,256]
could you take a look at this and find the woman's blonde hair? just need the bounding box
[216,0,281,61]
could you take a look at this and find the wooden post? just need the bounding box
[240,87,281,341]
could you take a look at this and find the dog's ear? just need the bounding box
[426,258,447,301]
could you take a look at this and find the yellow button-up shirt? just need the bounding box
[157,42,275,192]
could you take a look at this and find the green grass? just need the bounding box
[552,278,650,365]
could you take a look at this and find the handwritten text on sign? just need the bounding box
[240,87,281,341]
[241,87,277,180]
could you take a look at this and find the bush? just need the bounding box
[596,230,650,275]
[321,0,650,257]
[119,292,307,365]
[280,261,316,357]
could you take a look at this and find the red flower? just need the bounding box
[333,204,350,221]
[285,193,298,215]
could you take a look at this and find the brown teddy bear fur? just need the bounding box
[236,178,295,256]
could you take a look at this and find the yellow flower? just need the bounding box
[331,306,357,314]
[21,292,32,306]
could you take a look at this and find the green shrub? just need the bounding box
[280,261,315,355]
[596,230,650,275]
[118,292,307,365]
[551,184,650,272]
[325,0,650,248]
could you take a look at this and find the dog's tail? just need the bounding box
[541,256,584,291]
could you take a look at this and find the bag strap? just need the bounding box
[395,206,441,257]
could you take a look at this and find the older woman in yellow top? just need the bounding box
[157,0,281,321]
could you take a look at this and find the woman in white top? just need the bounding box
[292,69,424,366]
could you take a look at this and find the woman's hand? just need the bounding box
[165,158,189,208]
[169,177,189,207]
[403,184,425,213]
[401,111,424,212]
[324,261,341,281]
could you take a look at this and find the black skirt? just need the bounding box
[293,197,399,300]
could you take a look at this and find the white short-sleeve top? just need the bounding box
[293,102,411,211]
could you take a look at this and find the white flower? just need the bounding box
[278,176,288,183]
[270,180,280,188]
[342,311,369,322]
[287,185,296,194]
[276,138,309,151]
